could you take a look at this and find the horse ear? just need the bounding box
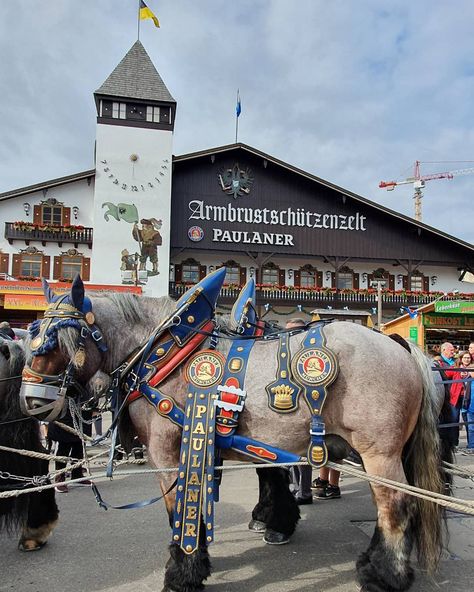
[70,274,85,311]
[42,278,56,303]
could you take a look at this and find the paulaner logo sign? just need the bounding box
[188,200,367,245]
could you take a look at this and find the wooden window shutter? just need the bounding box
[82,257,91,281]
[63,207,71,226]
[53,256,61,280]
[199,265,206,280]
[0,253,9,274]
[33,205,41,224]
[174,264,182,283]
[293,270,301,287]
[389,274,395,291]
[255,269,259,284]
[239,267,247,286]
[278,269,286,286]
[403,275,408,289]
[423,276,429,292]
[353,273,360,289]
[42,255,51,279]
[316,271,323,288]
[12,254,21,278]
[331,272,336,288]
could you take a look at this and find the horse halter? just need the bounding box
[20,293,107,422]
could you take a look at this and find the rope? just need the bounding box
[3,416,474,512]
[325,461,474,514]
[0,444,73,463]
[2,457,474,515]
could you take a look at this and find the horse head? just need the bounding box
[19,275,107,421]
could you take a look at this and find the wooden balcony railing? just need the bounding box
[169,282,470,310]
[5,222,93,248]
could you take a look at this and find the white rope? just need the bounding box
[3,416,474,513]
[2,457,474,515]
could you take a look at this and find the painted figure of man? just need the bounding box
[132,218,162,276]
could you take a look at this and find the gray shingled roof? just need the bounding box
[95,40,175,103]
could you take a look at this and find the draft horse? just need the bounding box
[21,275,450,592]
[0,336,59,550]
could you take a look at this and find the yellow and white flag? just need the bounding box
[139,1,160,28]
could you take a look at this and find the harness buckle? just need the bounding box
[80,326,89,339]
[91,330,103,342]
[215,385,247,412]
[310,427,326,437]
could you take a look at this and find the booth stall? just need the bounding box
[382,300,474,354]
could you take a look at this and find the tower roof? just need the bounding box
[95,41,175,103]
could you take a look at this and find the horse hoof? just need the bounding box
[18,539,47,552]
[248,518,266,532]
[263,529,290,545]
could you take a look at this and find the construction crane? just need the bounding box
[379,160,474,221]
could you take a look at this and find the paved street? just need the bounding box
[1,452,473,592]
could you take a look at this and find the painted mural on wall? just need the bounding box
[132,218,163,276]
[102,201,163,284]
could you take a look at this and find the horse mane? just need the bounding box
[0,339,26,424]
[89,292,177,371]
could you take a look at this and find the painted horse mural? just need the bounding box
[19,271,452,592]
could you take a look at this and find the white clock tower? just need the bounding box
[91,41,176,296]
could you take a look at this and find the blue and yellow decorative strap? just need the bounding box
[291,324,339,468]
[171,350,224,554]
[265,332,302,413]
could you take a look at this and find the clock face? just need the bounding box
[99,156,170,192]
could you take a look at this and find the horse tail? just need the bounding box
[403,344,450,573]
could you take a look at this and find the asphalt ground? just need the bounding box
[1,446,473,592]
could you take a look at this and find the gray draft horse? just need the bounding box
[0,337,59,550]
[24,277,451,592]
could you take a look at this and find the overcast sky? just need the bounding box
[0,1,473,244]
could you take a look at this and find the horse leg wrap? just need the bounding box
[163,543,211,592]
[356,526,415,592]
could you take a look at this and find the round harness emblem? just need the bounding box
[291,347,338,386]
[185,350,225,388]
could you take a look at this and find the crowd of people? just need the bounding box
[434,341,474,453]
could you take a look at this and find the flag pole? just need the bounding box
[137,0,141,41]
[235,89,240,143]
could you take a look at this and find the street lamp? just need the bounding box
[370,279,386,328]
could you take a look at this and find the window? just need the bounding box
[112,102,126,119]
[222,260,240,285]
[262,265,279,285]
[20,253,42,278]
[337,271,353,290]
[182,262,200,284]
[146,106,161,123]
[41,204,63,225]
[60,255,83,280]
[410,275,423,292]
[301,269,317,288]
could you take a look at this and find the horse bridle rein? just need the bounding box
[20,295,107,422]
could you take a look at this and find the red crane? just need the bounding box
[379,160,474,221]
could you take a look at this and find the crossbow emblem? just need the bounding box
[218,163,253,199]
